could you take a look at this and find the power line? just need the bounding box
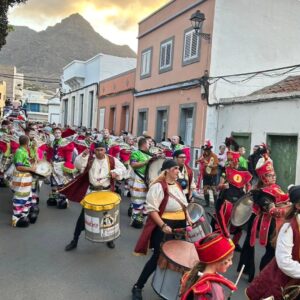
[0,72,60,84]
[208,64,300,85]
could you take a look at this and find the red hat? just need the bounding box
[226,151,240,163]
[202,140,213,150]
[62,128,76,138]
[195,233,235,264]
[256,159,274,178]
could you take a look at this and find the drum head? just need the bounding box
[231,193,254,227]
[81,191,121,211]
[187,203,204,223]
[145,157,166,186]
[161,240,199,269]
[34,161,52,177]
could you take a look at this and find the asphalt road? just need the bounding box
[0,183,264,300]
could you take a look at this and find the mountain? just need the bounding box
[0,14,136,88]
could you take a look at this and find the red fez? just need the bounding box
[195,233,235,264]
[226,151,240,163]
[256,160,274,178]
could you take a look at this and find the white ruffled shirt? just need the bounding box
[145,182,188,213]
[74,153,126,187]
[275,214,300,278]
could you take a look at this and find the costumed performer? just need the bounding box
[246,185,300,300]
[11,135,37,227]
[131,159,188,300]
[63,141,126,251]
[180,232,236,300]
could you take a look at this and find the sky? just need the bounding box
[8,0,171,52]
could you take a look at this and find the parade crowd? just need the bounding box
[0,116,300,300]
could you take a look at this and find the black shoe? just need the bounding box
[47,197,57,206]
[28,212,38,224]
[106,241,115,249]
[16,217,30,228]
[65,240,78,251]
[128,205,132,217]
[131,219,143,229]
[131,285,143,300]
[57,199,68,209]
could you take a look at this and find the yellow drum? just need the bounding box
[81,191,121,243]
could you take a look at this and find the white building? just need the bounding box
[205,0,300,146]
[23,89,53,122]
[215,75,300,187]
[61,53,136,129]
[48,97,61,124]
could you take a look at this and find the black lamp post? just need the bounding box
[190,10,211,41]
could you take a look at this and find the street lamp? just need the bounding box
[190,10,211,41]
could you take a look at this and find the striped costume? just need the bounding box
[12,146,32,227]
[129,150,152,228]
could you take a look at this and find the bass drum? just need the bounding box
[145,157,166,187]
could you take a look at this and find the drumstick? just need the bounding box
[227,264,245,300]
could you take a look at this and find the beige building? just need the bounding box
[0,81,6,117]
[98,69,135,135]
[0,65,24,102]
[134,0,215,152]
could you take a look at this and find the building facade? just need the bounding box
[133,0,215,154]
[214,76,300,187]
[23,89,53,122]
[0,65,23,102]
[0,81,6,117]
[61,53,136,129]
[205,0,300,146]
[98,69,135,135]
[48,97,61,124]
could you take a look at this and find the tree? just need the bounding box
[0,0,27,50]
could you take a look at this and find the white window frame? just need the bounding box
[140,48,152,77]
[183,29,200,62]
[160,39,173,71]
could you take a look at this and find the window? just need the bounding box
[98,108,105,131]
[137,109,148,136]
[183,28,200,65]
[71,96,75,126]
[79,94,84,126]
[88,91,94,129]
[159,37,174,73]
[155,108,169,142]
[140,47,152,78]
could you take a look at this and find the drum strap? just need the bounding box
[168,190,192,226]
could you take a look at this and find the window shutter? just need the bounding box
[184,32,192,60]
[166,43,171,66]
[191,32,198,58]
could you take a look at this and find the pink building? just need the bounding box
[98,69,135,135]
[134,0,215,148]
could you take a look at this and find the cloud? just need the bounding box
[9,0,169,30]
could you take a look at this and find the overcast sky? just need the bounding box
[8,0,170,52]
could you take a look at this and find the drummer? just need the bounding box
[214,150,252,250]
[64,141,126,251]
[25,127,41,212]
[180,232,236,300]
[173,149,196,202]
[129,137,152,229]
[11,135,37,227]
[246,184,300,300]
[131,159,187,300]
[237,154,289,282]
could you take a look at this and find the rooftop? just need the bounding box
[251,75,300,95]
